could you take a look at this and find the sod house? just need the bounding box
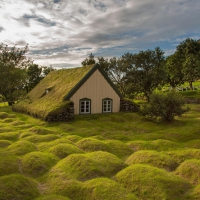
[13,64,122,121]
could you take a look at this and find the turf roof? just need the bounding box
[13,65,94,119]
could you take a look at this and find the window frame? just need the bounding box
[79,98,91,114]
[102,98,113,113]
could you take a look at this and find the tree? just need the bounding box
[166,38,200,89]
[125,47,166,100]
[81,53,96,66]
[0,43,31,105]
[139,91,190,121]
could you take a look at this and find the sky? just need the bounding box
[0,0,200,69]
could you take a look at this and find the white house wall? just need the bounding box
[70,69,120,114]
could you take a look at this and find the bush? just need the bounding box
[139,91,190,121]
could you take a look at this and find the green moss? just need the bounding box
[184,139,200,149]
[0,156,20,176]
[8,140,37,155]
[175,159,200,185]
[0,174,39,200]
[24,134,59,143]
[116,164,191,200]
[165,149,200,164]
[0,112,15,119]
[191,184,200,199]
[0,131,19,141]
[21,152,58,178]
[76,138,111,153]
[45,178,83,200]
[66,135,83,143]
[0,139,12,148]
[29,127,54,135]
[35,195,70,200]
[49,144,85,159]
[104,139,133,158]
[49,151,125,181]
[126,150,178,171]
[81,177,138,200]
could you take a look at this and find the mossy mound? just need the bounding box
[21,152,58,178]
[87,151,126,177]
[0,174,39,200]
[19,131,34,138]
[49,154,104,181]
[127,139,180,152]
[8,140,37,155]
[0,131,19,141]
[0,112,15,119]
[66,135,83,143]
[49,144,85,158]
[35,195,70,200]
[3,118,14,123]
[76,138,111,152]
[116,164,191,200]
[126,150,178,171]
[45,178,83,200]
[166,149,200,164]
[49,151,125,181]
[104,139,133,158]
[0,155,20,176]
[37,138,74,151]
[0,139,12,148]
[190,184,200,199]
[175,159,200,185]
[24,134,59,143]
[11,120,25,126]
[29,127,54,135]
[81,177,138,200]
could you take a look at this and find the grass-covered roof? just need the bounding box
[13,65,94,120]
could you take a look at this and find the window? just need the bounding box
[80,98,91,114]
[102,98,112,113]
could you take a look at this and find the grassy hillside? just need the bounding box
[1,103,200,199]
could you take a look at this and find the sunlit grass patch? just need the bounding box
[35,195,70,200]
[81,177,138,200]
[8,140,37,155]
[116,164,191,200]
[0,155,20,176]
[0,174,39,200]
[175,159,200,185]
[21,152,58,178]
[75,138,111,153]
[0,139,12,148]
[49,143,85,159]
[125,150,178,171]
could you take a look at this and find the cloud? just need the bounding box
[0,0,200,68]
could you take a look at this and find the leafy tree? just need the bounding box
[139,91,190,121]
[26,64,55,93]
[81,53,96,66]
[126,47,166,100]
[0,43,31,105]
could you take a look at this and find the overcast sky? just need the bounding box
[1,0,200,68]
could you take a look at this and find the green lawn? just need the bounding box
[0,104,200,199]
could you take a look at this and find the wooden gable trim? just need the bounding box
[64,63,123,100]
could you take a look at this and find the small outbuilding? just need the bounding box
[13,64,123,121]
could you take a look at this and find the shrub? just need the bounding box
[139,91,190,121]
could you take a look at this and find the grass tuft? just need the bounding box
[116,164,191,200]
[35,195,70,200]
[81,177,138,200]
[125,150,179,171]
[0,174,39,200]
[49,143,85,158]
[21,152,59,178]
[175,159,200,185]
[8,140,37,155]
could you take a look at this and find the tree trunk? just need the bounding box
[189,82,193,90]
